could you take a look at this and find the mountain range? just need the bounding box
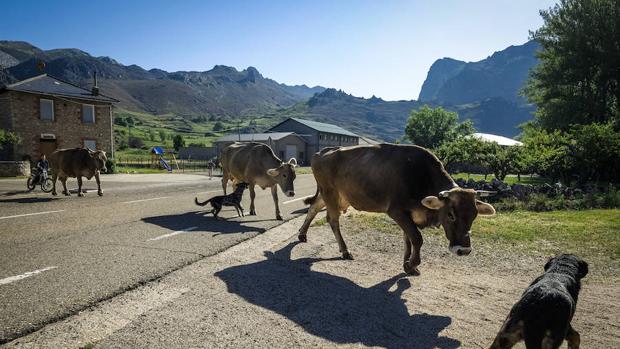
[1,40,540,141]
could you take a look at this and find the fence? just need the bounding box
[116,157,222,175]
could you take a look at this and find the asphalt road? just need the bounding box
[0,172,317,343]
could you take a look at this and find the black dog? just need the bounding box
[195,182,248,219]
[490,254,588,349]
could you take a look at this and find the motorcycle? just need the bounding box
[27,169,53,193]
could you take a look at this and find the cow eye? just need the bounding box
[448,212,456,221]
[283,174,287,178]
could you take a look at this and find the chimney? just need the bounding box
[91,71,99,96]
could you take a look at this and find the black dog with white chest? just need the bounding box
[490,254,588,349]
[195,182,248,219]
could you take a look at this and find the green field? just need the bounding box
[112,108,283,160]
[450,173,550,185]
[346,209,620,275]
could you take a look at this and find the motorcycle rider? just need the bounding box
[33,154,49,184]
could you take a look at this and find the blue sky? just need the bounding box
[2,0,557,101]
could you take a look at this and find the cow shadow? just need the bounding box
[142,211,268,235]
[215,242,460,349]
[0,197,58,204]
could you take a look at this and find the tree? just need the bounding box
[173,134,186,151]
[128,136,145,149]
[213,121,225,132]
[524,0,620,130]
[436,136,487,172]
[520,125,574,183]
[404,105,474,149]
[570,122,620,182]
[158,130,167,142]
[0,130,21,151]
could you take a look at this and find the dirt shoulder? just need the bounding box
[3,213,618,348]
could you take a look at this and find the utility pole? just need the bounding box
[237,120,241,142]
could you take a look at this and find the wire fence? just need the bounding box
[116,157,222,174]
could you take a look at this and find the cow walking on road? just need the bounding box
[220,142,297,220]
[299,144,496,275]
[49,148,108,197]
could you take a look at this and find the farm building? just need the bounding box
[268,117,359,161]
[213,118,360,165]
[213,132,307,164]
[0,74,118,161]
[471,132,523,146]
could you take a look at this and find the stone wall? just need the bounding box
[0,161,31,177]
[4,91,113,160]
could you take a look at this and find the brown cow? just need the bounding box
[298,144,495,275]
[220,142,297,220]
[49,148,108,197]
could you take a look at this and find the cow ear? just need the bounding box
[476,200,495,216]
[421,196,443,210]
[266,168,279,177]
[288,158,298,167]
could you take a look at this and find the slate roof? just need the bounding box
[273,117,359,137]
[1,74,118,103]
[215,132,304,143]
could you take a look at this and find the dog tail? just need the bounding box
[195,197,213,206]
[303,188,319,205]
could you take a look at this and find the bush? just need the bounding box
[128,136,145,148]
[104,159,116,174]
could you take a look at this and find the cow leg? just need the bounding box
[271,185,283,220]
[61,177,70,196]
[95,171,103,196]
[249,184,257,215]
[298,192,325,242]
[77,176,84,197]
[325,205,352,259]
[566,325,580,349]
[221,171,229,194]
[388,209,423,275]
[51,172,58,196]
[403,233,412,264]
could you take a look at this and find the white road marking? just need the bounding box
[122,197,170,204]
[283,195,313,205]
[0,266,58,286]
[0,210,65,220]
[147,226,199,241]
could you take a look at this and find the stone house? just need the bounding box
[0,74,118,161]
[268,117,359,162]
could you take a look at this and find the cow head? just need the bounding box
[421,188,495,256]
[89,150,108,173]
[266,158,297,197]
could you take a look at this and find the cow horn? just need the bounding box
[438,190,450,198]
[475,190,497,197]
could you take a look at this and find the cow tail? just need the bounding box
[195,197,213,206]
[303,188,319,206]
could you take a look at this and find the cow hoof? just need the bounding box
[298,234,307,242]
[78,193,84,197]
[52,192,57,196]
[98,191,103,197]
[342,251,354,260]
[63,192,70,196]
[404,262,421,276]
[250,211,257,216]
[276,215,283,221]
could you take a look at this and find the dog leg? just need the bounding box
[489,318,523,349]
[566,325,580,349]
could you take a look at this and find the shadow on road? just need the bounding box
[142,211,268,235]
[215,242,460,349]
[0,196,58,204]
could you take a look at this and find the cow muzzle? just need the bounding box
[286,190,295,197]
[449,245,472,256]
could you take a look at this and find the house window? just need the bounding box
[82,104,95,123]
[40,99,54,121]
[83,139,97,150]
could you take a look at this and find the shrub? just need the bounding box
[128,136,145,148]
[104,159,116,174]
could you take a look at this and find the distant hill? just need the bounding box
[0,41,325,117]
[418,40,540,137]
[274,88,421,142]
